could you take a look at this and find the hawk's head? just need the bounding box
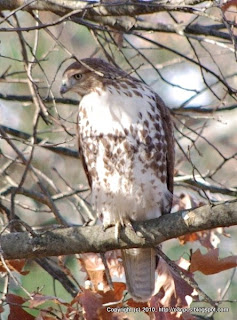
[60,58,128,97]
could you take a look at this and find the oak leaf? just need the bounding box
[190,248,237,274]
[222,0,237,11]
[77,289,103,320]
[29,293,68,309]
[150,258,197,320]
[79,251,124,292]
[0,259,29,275]
[6,294,35,320]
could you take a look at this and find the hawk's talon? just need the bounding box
[103,221,123,243]
[102,222,114,232]
[115,221,121,243]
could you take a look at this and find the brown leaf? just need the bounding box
[127,299,148,309]
[29,293,68,309]
[79,251,124,292]
[172,193,205,212]
[106,251,124,278]
[179,229,224,249]
[150,258,197,320]
[6,294,35,320]
[37,313,56,320]
[152,304,195,320]
[179,232,200,245]
[190,248,237,275]
[78,289,103,320]
[100,282,126,304]
[98,283,129,320]
[0,259,29,275]
[222,0,237,11]
[71,284,129,320]
[156,258,195,307]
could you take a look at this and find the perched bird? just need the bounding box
[60,58,174,301]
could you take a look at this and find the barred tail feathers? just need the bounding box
[122,248,156,302]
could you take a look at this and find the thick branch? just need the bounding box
[1,201,236,260]
[0,0,208,16]
[91,16,232,41]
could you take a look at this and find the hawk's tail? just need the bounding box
[121,248,156,302]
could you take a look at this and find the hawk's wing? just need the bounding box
[156,94,174,202]
[77,114,92,188]
[80,148,92,188]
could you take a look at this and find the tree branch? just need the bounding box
[174,176,237,197]
[0,0,209,16]
[0,125,79,158]
[172,104,237,114]
[1,93,237,114]
[1,201,236,260]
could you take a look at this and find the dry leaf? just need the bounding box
[127,299,148,309]
[172,193,205,212]
[0,259,29,275]
[176,257,191,271]
[79,253,108,291]
[100,282,126,304]
[29,293,68,309]
[179,233,200,245]
[6,294,35,320]
[150,258,197,320]
[152,305,195,320]
[98,282,130,320]
[36,312,56,320]
[179,228,225,249]
[77,289,103,320]
[222,0,237,11]
[190,248,237,275]
[79,251,124,292]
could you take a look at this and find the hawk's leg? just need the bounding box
[102,217,136,243]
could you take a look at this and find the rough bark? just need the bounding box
[0,0,209,16]
[1,201,236,260]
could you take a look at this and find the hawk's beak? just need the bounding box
[60,83,69,95]
[60,78,72,95]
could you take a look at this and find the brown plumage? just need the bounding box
[60,58,174,301]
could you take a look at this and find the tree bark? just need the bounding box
[1,201,236,260]
[0,0,208,16]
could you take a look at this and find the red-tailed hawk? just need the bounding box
[60,58,174,301]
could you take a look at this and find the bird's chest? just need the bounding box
[77,88,169,220]
[78,89,141,166]
[78,87,166,188]
[79,109,135,183]
[79,89,143,135]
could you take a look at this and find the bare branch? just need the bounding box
[0,125,79,158]
[0,127,68,225]
[175,176,237,197]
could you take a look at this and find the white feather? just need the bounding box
[79,84,171,225]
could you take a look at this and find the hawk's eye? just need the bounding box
[74,74,82,80]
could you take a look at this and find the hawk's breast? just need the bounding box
[79,81,171,223]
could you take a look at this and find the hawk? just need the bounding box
[60,58,174,302]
